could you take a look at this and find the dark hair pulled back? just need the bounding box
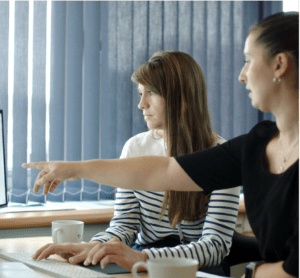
[250,12,298,69]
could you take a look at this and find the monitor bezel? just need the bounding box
[0,109,8,208]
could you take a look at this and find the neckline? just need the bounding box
[152,129,164,139]
[261,125,299,176]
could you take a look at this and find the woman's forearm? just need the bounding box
[78,156,201,192]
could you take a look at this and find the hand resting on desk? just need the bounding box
[33,238,147,271]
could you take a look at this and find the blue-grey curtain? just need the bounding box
[0,1,282,203]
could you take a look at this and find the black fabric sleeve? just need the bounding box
[283,179,299,276]
[175,134,246,195]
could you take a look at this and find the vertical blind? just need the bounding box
[0,1,282,204]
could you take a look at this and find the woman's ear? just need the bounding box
[273,52,293,78]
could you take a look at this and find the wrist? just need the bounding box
[76,160,88,180]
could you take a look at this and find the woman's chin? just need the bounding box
[146,122,163,131]
[251,101,259,110]
[249,95,258,109]
[251,100,269,113]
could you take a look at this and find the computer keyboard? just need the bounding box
[0,252,125,277]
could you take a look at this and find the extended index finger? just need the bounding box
[22,162,48,170]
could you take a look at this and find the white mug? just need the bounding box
[52,220,84,244]
[132,258,198,278]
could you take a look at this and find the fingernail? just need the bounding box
[101,263,105,269]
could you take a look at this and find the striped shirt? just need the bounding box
[92,131,240,268]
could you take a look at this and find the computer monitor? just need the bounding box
[0,110,7,207]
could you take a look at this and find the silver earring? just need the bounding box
[273,77,281,83]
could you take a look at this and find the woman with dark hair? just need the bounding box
[25,12,298,277]
[29,51,240,275]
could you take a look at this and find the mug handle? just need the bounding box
[131,262,148,278]
[52,228,63,243]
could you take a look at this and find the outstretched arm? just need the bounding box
[22,156,201,195]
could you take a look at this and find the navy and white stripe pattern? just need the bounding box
[91,131,240,268]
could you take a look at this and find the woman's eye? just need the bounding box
[138,90,154,97]
[244,59,250,64]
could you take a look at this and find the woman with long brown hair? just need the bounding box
[30,50,240,275]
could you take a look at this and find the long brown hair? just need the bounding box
[131,50,213,228]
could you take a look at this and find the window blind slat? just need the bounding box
[30,1,47,203]
[12,1,29,203]
[163,2,178,50]
[132,1,148,136]
[232,1,249,138]
[64,1,84,201]
[206,2,222,135]
[178,1,192,55]
[220,2,234,140]
[192,2,207,77]
[99,2,118,199]
[48,1,66,202]
[271,2,283,16]
[99,0,118,199]
[100,1,117,161]
[0,2,9,158]
[116,1,133,158]
[102,1,135,200]
[82,1,100,200]
[262,1,282,17]
[148,2,163,57]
